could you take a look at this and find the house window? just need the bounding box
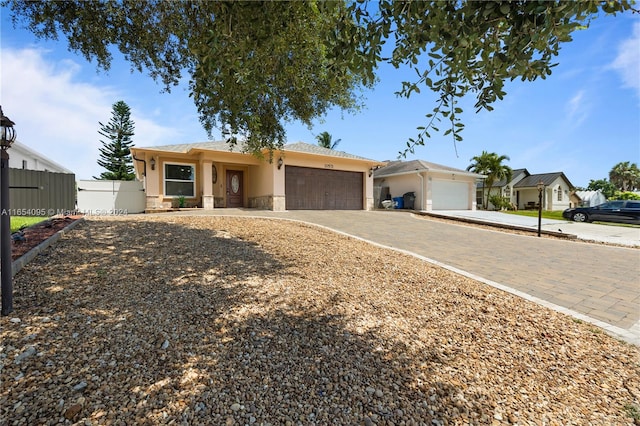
[164,163,195,197]
[557,186,562,201]
[22,160,27,169]
[476,190,483,207]
[504,185,511,197]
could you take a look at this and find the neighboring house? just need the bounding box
[130,141,383,211]
[574,190,606,207]
[9,141,73,174]
[373,160,486,211]
[477,168,575,211]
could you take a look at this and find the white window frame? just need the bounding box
[557,186,562,201]
[164,162,196,198]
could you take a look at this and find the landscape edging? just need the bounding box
[11,218,86,277]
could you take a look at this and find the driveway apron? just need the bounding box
[164,209,640,344]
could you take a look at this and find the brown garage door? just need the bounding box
[285,166,363,210]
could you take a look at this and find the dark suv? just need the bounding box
[563,200,640,224]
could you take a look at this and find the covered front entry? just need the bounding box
[432,180,470,210]
[285,166,363,210]
[226,170,244,208]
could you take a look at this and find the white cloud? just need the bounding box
[611,21,640,97]
[0,47,187,179]
[564,89,590,127]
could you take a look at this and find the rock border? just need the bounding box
[11,217,85,278]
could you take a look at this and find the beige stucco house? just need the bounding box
[130,141,383,211]
[373,160,486,210]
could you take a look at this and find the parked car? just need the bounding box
[563,200,640,224]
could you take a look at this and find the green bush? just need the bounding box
[488,195,512,210]
[613,191,640,200]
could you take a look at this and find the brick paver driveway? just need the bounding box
[165,209,640,344]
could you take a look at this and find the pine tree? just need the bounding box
[95,101,136,180]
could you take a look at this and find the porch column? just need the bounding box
[470,181,478,210]
[202,160,214,210]
[145,154,163,209]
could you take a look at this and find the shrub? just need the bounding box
[613,191,640,200]
[488,195,512,210]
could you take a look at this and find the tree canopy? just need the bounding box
[586,178,617,200]
[467,150,512,210]
[609,161,640,192]
[4,0,636,155]
[316,131,342,150]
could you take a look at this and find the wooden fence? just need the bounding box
[5,169,76,216]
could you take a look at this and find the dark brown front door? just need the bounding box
[226,170,243,207]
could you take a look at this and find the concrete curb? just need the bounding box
[11,218,85,277]
[416,211,577,240]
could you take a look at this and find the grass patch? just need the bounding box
[10,216,48,233]
[624,403,640,422]
[503,210,566,220]
[505,209,639,228]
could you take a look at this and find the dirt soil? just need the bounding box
[1,215,639,425]
[11,216,82,261]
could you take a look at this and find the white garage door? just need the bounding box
[432,180,470,210]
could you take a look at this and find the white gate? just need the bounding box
[77,180,145,214]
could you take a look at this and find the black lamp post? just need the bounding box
[1,106,16,315]
[537,180,544,238]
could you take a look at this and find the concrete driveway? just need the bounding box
[162,209,640,345]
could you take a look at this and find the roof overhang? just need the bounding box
[375,169,486,179]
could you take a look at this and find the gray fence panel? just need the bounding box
[8,169,75,215]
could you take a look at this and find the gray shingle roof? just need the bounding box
[514,172,574,189]
[492,168,528,188]
[135,141,378,162]
[374,159,484,178]
[281,142,378,161]
[135,141,244,153]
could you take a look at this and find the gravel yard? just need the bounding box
[1,215,639,425]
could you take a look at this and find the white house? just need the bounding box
[373,160,486,210]
[9,141,73,174]
[477,168,575,211]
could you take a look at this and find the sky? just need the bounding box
[1,8,638,187]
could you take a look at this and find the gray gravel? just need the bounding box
[1,215,638,425]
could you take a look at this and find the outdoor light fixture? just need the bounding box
[1,110,16,149]
[369,167,374,177]
[537,180,545,238]
[277,157,283,170]
[1,106,17,315]
[150,157,156,171]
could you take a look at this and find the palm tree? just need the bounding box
[316,131,341,150]
[467,151,512,209]
[609,161,640,192]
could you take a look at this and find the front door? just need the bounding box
[226,170,243,208]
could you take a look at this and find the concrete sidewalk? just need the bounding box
[161,209,640,345]
[426,210,640,247]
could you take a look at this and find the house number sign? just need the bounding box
[324,164,334,169]
[231,175,240,193]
